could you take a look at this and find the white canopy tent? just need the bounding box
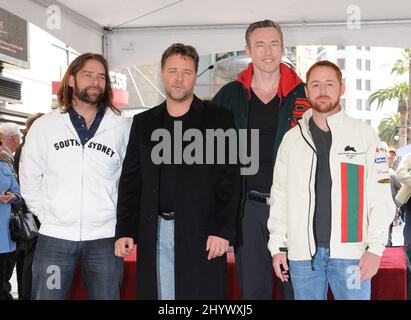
[1,0,411,69]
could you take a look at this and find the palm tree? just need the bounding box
[378,113,400,148]
[369,48,410,147]
[391,49,411,144]
[369,82,408,146]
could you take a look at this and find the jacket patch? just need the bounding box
[344,145,356,152]
[341,162,364,243]
[337,145,364,160]
[375,147,387,164]
[377,178,390,184]
[375,157,387,164]
[290,98,311,128]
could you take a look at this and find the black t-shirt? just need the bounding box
[245,89,279,193]
[159,109,191,213]
[309,118,332,248]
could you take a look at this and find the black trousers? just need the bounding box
[3,249,25,299]
[2,237,38,300]
[235,198,294,300]
[0,252,10,300]
[20,237,38,300]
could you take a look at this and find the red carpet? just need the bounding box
[371,247,406,300]
[67,246,406,300]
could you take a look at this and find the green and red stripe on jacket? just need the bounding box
[340,162,365,242]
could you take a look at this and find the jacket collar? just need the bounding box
[236,62,302,103]
[300,107,345,131]
[54,107,126,135]
[149,94,205,125]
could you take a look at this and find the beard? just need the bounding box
[74,81,104,105]
[165,86,193,103]
[311,95,340,113]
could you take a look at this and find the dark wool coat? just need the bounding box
[116,95,241,299]
[212,63,310,246]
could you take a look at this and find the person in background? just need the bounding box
[395,153,411,299]
[0,123,21,171]
[0,132,21,300]
[0,123,22,300]
[387,148,402,247]
[14,113,44,300]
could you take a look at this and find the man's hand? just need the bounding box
[0,192,16,204]
[115,237,134,257]
[359,251,381,282]
[272,252,289,282]
[206,235,229,260]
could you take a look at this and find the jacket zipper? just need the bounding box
[326,119,333,259]
[80,145,85,241]
[62,113,112,241]
[308,152,315,269]
[297,123,317,263]
[63,121,85,241]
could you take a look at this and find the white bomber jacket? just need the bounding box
[20,108,130,241]
[268,109,394,261]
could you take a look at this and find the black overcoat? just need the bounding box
[116,96,241,299]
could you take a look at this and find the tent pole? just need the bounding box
[127,68,146,107]
[133,67,165,99]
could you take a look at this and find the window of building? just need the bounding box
[356,99,362,110]
[365,100,371,111]
[365,60,371,71]
[365,80,371,91]
[357,46,362,50]
[356,59,362,70]
[365,119,371,125]
[365,46,371,51]
[356,79,362,90]
[337,45,346,50]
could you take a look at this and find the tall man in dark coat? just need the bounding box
[212,20,310,300]
[115,43,240,300]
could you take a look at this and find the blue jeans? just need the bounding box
[289,247,371,300]
[32,235,123,300]
[156,217,175,300]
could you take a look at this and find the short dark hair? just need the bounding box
[161,43,199,72]
[245,20,284,47]
[306,60,343,86]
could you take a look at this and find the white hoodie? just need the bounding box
[20,108,130,241]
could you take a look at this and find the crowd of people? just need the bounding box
[0,19,405,301]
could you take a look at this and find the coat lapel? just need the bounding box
[146,101,166,150]
[144,97,205,193]
[183,95,205,131]
[144,102,166,197]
